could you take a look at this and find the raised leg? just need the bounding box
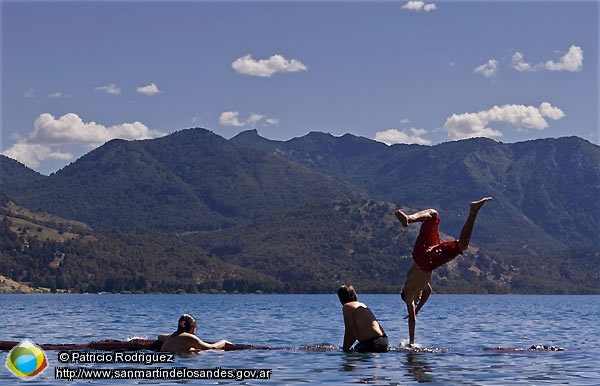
[457,197,491,252]
[395,209,438,227]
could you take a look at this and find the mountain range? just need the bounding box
[1,128,598,294]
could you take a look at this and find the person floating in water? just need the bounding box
[396,197,492,346]
[158,314,231,352]
[337,284,389,353]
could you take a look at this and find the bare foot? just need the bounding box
[470,197,492,213]
[395,210,409,227]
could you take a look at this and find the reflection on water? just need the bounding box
[404,352,434,383]
[340,352,373,372]
[341,351,437,384]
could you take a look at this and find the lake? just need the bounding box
[0,294,598,385]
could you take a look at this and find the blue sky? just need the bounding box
[2,0,598,175]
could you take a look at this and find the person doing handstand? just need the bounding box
[158,314,231,352]
[396,197,491,346]
[338,284,389,353]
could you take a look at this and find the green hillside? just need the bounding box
[233,132,599,250]
[1,128,598,294]
[8,128,363,232]
[0,198,284,293]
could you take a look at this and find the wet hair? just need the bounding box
[337,284,358,305]
[173,314,196,336]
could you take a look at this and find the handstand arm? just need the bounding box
[414,283,431,316]
[406,301,417,345]
[403,283,430,346]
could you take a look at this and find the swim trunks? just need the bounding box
[412,217,462,272]
[354,334,389,353]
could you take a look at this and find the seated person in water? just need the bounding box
[158,314,231,352]
[337,284,388,353]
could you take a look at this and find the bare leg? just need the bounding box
[395,209,438,227]
[457,197,492,252]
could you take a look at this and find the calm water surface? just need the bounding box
[0,294,598,385]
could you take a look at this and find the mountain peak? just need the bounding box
[231,129,260,140]
[230,129,283,152]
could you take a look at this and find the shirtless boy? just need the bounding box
[396,197,491,346]
[337,284,389,352]
[158,314,231,352]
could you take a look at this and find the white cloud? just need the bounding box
[48,92,63,99]
[443,103,565,140]
[511,52,533,72]
[423,3,437,11]
[402,1,437,12]
[219,111,279,127]
[474,59,498,78]
[538,102,566,120]
[545,45,583,72]
[28,113,162,145]
[247,113,264,127]
[232,54,307,77]
[511,45,583,73]
[3,143,73,168]
[375,128,431,145]
[23,88,35,98]
[95,84,121,95]
[136,83,161,96]
[2,113,165,169]
[219,111,245,127]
